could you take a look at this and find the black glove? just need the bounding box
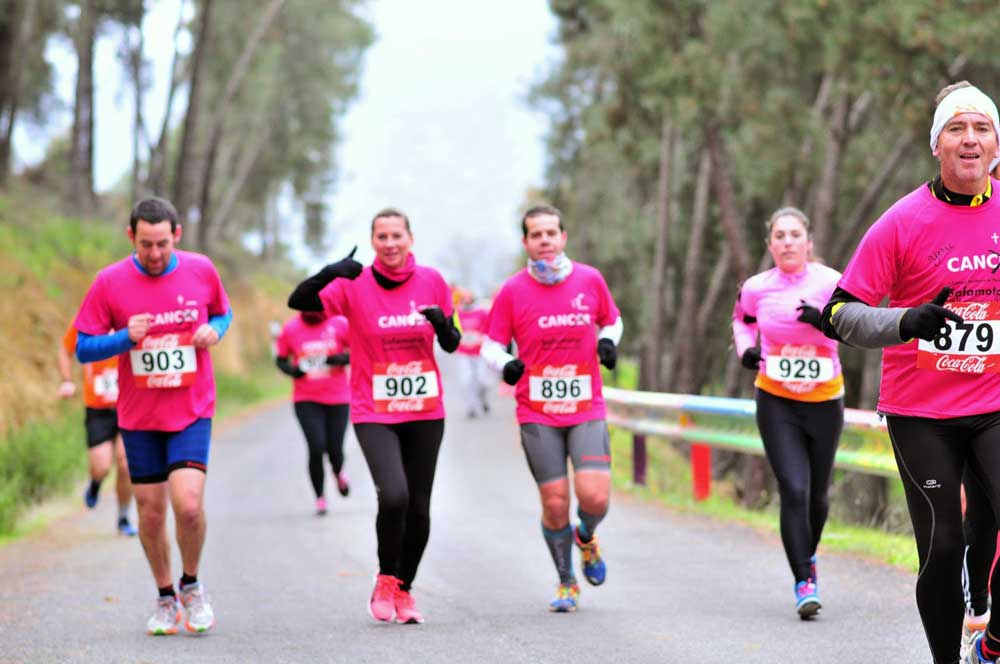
[502,359,525,385]
[288,247,363,311]
[419,306,447,328]
[325,246,363,280]
[899,287,963,342]
[597,338,617,370]
[420,306,461,352]
[795,300,823,331]
[326,352,350,366]
[740,347,761,370]
[276,356,306,379]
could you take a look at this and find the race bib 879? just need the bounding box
[917,302,1000,374]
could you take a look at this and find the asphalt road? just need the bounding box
[0,357,929,663]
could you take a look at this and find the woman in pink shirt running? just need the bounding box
[288,208,460,626]
[732,206,844,620]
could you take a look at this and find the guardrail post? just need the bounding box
[691,444,711,501]
[680,413,711,501]
[632,433,647,486]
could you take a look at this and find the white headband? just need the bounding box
[929,85,1000,154]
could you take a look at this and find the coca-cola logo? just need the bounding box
[948,302,990,321]
[385,361,425,376]
[146,373,184,388]
[543,401,581,414]
[142,334,181,349]
[935,355,988,373]
[779,345,818,358]
[387,398,427,412]
[541,365,580,378]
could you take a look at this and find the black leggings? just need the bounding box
[887,412,1000,663]
[294,402,350,498]
[964,467,998,617]
[354,419,444,590]
[755,389,843,583]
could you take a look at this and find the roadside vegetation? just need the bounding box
[602,361,919,572]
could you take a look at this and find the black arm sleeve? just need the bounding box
[276,355,305,378]
[435,314,461,353]
[326,352,350,366]
[820,286,864,344]
[287,264,340,312]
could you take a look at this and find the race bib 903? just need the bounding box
[917,302,1000,374]
[130,332,197,389]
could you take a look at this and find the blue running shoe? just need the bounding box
[795,578,821,620]
[84,484,99,509]
[965,633,992,663]
[574,527,606,586]
[549,582,580,613]
[117,517,138,537]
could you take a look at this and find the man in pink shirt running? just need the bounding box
[74,197,231,636]
[821,82,1000,664]
[482,205,623,612]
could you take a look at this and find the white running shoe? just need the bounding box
[146,596,182,635]
[179,582,216,633]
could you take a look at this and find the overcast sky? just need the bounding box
[13,1,560,294]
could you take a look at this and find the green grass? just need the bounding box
[0,361,290,542]
[605,359,919,573]
[0,403,86,536]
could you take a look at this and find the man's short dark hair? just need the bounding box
[521,204,564,237]
[370,207,411,234]
[130,197,179,233]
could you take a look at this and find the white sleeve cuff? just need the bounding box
[480,337,515,373]
[598,316,623,345]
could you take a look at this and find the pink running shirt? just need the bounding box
[839,181,1000,418]
[73,250,230,431]
[733,263,844,402]
[486,263,620,427]
[276,314,350,404]
[457,307,488,356]
[319,264,452,424]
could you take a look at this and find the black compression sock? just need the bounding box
[88,479,102,494]
[158,585,176,598]
[180,573,198,587]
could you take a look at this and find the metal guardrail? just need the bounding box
[603,387,897,500]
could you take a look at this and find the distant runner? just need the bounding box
[481,204,622,612]
[58,323,136,536]
[73,196,232,636]
[288,207,460,624]
[275,311,352,515]
[732,206,843,619]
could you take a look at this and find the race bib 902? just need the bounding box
[372,360,440,413]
